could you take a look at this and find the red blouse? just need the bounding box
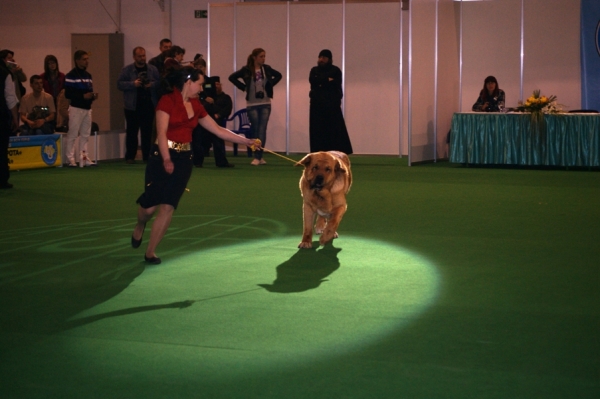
[156,89,208,143]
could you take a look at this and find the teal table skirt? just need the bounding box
[449,113,600,166]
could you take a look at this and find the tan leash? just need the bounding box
[250,139,298,165]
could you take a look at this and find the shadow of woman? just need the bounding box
[258,243,342,293]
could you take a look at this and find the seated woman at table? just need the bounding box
[472,75,505,112]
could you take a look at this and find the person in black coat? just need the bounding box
[309,49,353,154]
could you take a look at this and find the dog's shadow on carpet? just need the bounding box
[258,243,341,293]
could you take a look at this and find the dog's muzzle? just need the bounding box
[310,175,324,190]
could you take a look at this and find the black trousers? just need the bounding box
[125,105,154,161]
[192,124,229,167]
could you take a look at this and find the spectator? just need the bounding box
[19,75,56,136]
[117,46,160,164]
[148,38,172,77]
[308,49,353,154]
[64,50,97,168]
[40,55,65,105]
[163,46,186,75]
[192,57,233,168]
[0,49,27,103]
[229,48,282,165]
[1,59,18,188]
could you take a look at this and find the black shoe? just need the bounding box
[126,159,135,164]
[131,224,146,248]
[0,183,13,189]
[194,164,203,168]
[144,255,161,264]
[217,163,235,168]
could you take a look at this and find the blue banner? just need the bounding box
[581,0,600,111]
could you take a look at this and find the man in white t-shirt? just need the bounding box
[19,74,55,135]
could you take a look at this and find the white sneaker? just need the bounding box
[259,159,266,165]
[80,152,96,167]
[68,158,77,167]
[250,159,260,166]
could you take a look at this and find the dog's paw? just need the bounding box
[315,227,324,235]
[298,241,313,249]
[334,231,339,238]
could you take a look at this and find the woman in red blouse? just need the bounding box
[131,67,259,264]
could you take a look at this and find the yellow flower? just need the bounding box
[527,96,535,103]
[525,100,531,106]
[540,96,548,102]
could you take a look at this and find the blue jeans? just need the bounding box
[247,104,271,159]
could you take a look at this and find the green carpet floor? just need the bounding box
[0,154,598,398]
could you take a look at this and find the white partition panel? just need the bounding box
[409,0,437,163]
[234,3,288,152]
[346,2,401,155]
[460,0,522,110]
[289,3,343,154]
[523,0,581,110]
[208,5,235,100]
[436,0,460,159]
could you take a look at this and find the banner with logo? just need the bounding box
[9,134,62,170]
[581,0,600,111]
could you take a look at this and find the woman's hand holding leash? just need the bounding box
[249,138,262,151]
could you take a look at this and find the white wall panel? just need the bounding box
[436,0,460,159]
[234,3,288,152]
[289,3,343,154]
[208,5,235,101]
[461,0,522,110]
[346,2,401,155]
[523,0,581,110]
[409,0,437,163]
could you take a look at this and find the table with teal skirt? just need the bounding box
[449,112,600,166]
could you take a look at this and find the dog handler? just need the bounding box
[130,66,259,264]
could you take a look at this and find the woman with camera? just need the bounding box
[131,66,260,264]
[229,48,282,165]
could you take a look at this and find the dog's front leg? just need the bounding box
[299,203,316,248]
[319,204,346,246]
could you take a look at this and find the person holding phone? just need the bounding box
[64,50,97,167]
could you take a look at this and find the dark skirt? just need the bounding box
[309,102,353,155]
[136,145,193,209]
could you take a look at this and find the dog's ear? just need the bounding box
[296,154,312,168]
[335,158,346,175]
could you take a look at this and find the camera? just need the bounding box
[138,71,150,86]
[255,91,264,99]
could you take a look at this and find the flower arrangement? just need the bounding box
[516,90,561,114]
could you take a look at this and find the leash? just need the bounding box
[250,139,298,165]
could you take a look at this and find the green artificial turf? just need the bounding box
[0,155,598,398]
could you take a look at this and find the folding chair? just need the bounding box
[225,109,252,156]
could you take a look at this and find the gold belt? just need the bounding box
[166,140,191,152]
